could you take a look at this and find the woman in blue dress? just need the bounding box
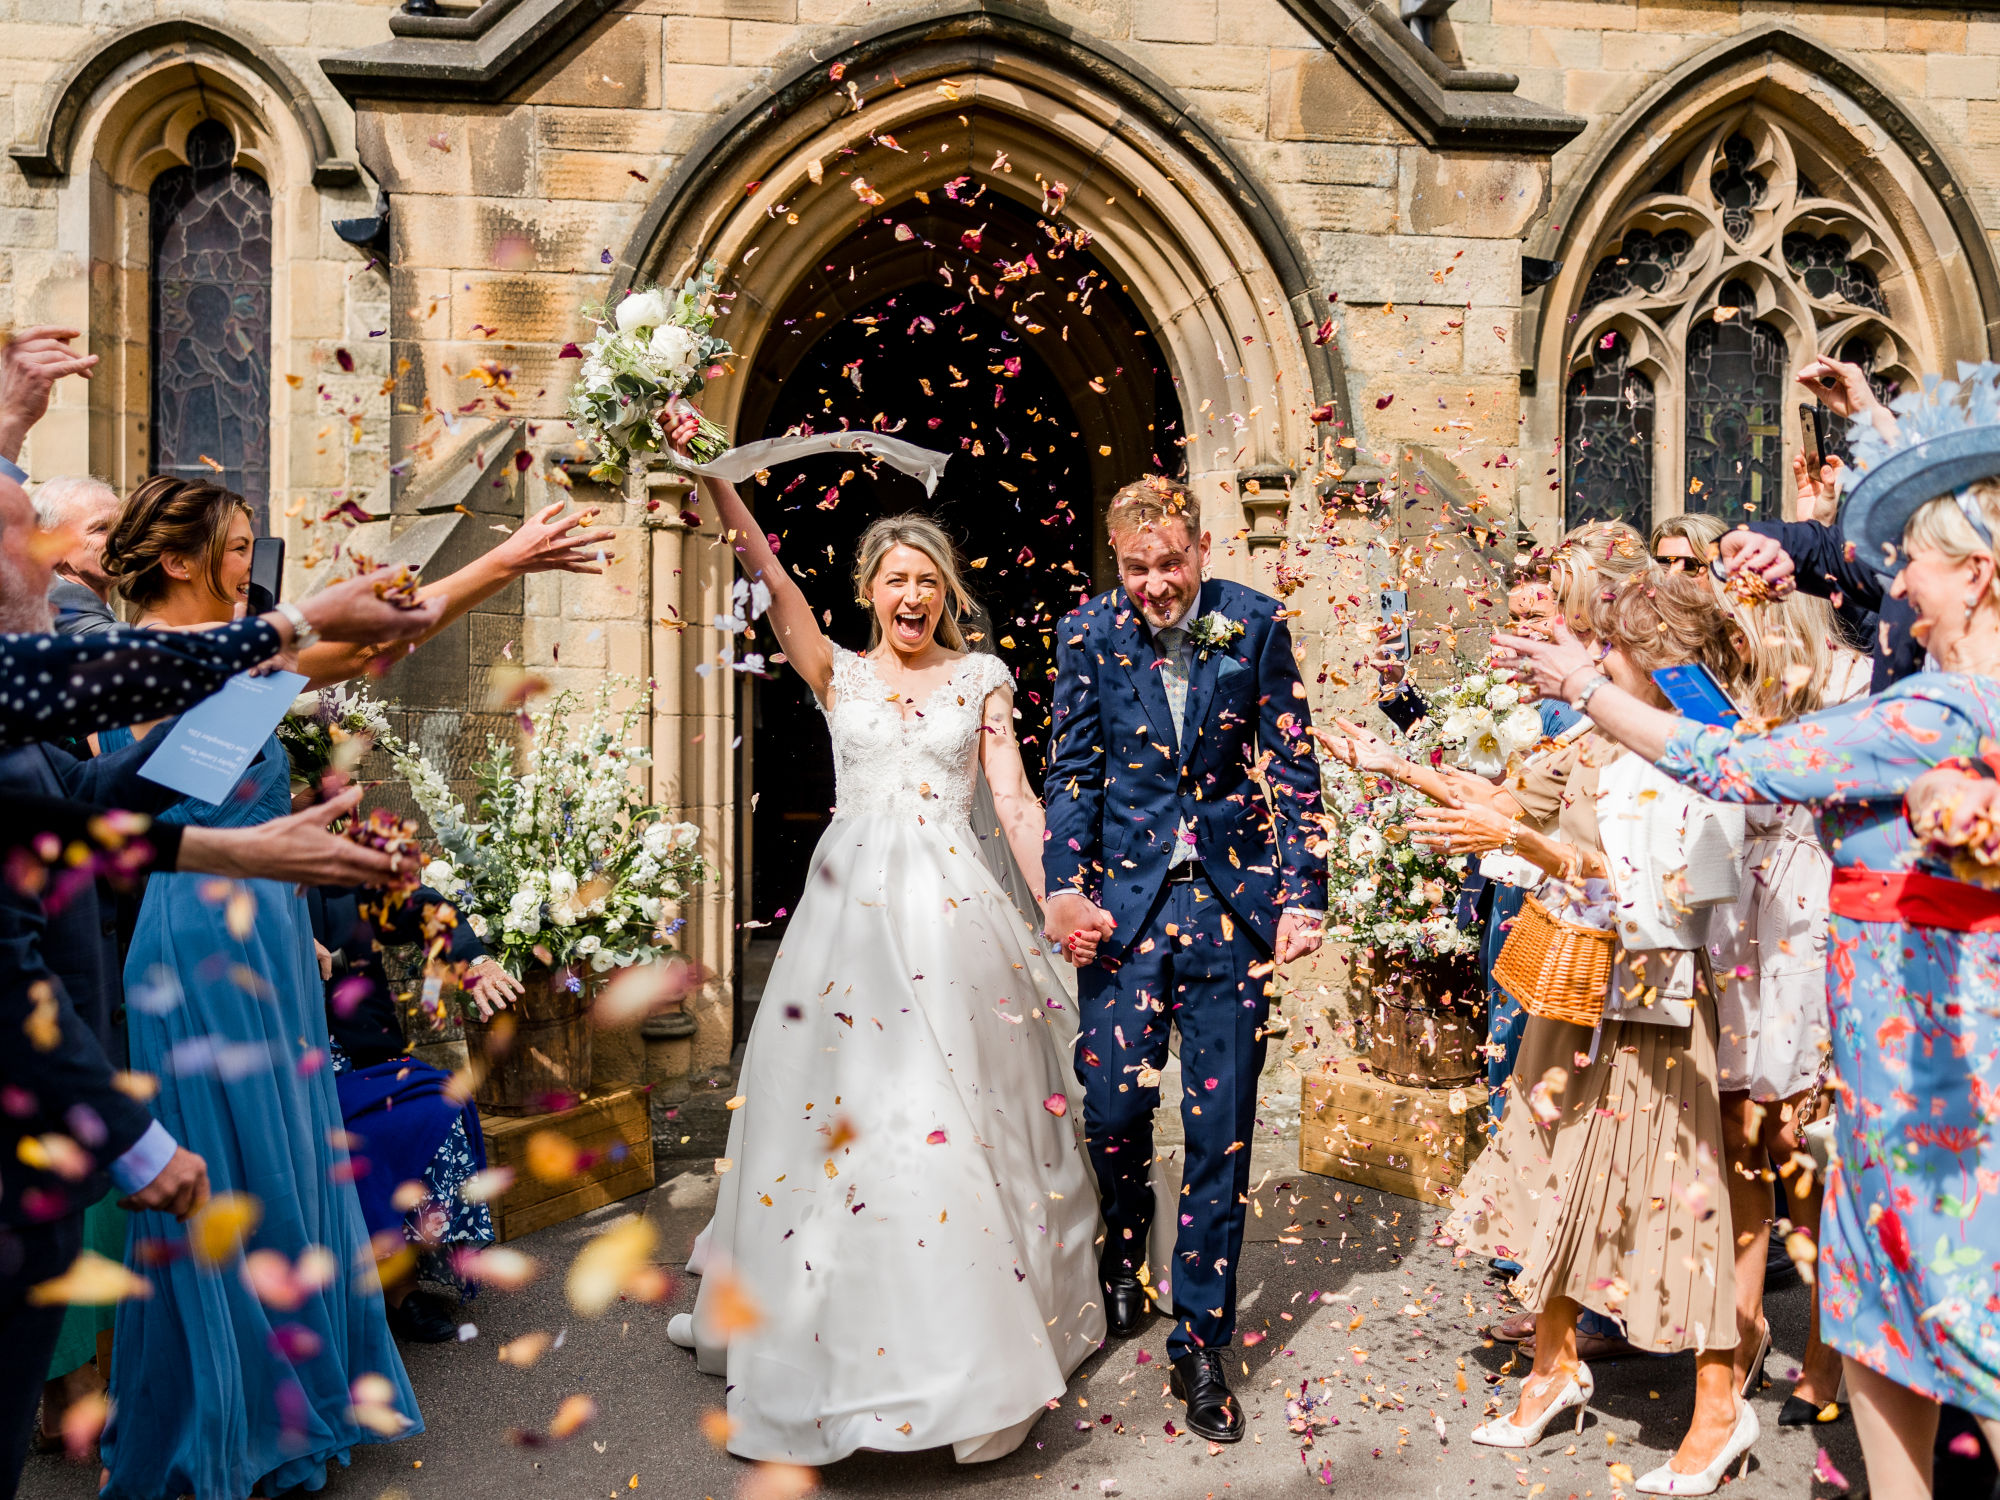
[1497,413,2000,1498]
[92,475,615,1497]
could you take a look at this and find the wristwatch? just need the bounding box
[274,600,320,651]
[1571,672,1613,711]
[1498,821,1520,859]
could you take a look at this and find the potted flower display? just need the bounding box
[385,679,707,1114]
[1319,753,1485,1087]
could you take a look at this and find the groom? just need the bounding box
[1043,475,1326,1442]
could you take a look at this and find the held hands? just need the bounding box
[121,1145,210,1220]
[462,956,525,1020]
[1490,619,1601,705]
[1044,889,1115,968]
[1275,910,1323,964]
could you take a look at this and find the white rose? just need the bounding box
[1497,705,1544,756]
[1462,675,1488,697]
[1347,826,1384,861]
[421,858,457,890]
[1487,684,1521,713]
[647,322,699,381]
[549,869,578,902]
[614,288,670,334]
[576,935,601,956]
[589,950,618,973]
[467,913,489,939]
[672,822,700,850]
[1438,706,1477,745]
[507,888,541,918]
[289,691,323,719]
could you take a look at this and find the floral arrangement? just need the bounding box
[384,679,706,978]
[1317,759,1477,964]
[566,263,733,483]
[278,688,391,791]
[1428,666,1544,777]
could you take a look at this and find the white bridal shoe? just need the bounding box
[1469,1363,1594,1448]
[667,1313,696,1349]
[1633,1398,1759,1495]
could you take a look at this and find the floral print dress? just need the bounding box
[1659,673,2000,1416]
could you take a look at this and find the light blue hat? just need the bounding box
[1839,362,2000,583]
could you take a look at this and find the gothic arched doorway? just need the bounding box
[743,194,1178,928]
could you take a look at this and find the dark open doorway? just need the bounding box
[737,189,1179,937]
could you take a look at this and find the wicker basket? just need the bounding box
[1491,894,1615,1029]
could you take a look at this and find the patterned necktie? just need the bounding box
[1155,624,1196,867]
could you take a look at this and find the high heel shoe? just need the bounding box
[1634,1397,1760,1496]
[1469,1363,1594,1449]
[1738,1320,1770,1398]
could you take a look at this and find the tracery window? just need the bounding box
[150,120,272,531]
[1562,110,1919,532]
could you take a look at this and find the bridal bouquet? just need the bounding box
[278,687,390,791]
[567,263,733,484]
[1318,760,1477,963]
[384,679,706,977]
[1429,665,1545,777]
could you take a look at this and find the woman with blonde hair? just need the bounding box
[660,414,1104,1464]
[1409,567,1754,1494]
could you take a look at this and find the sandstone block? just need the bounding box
[1492,0,1632,27]
[665,15,731,65]
[307,2,392,49]
[394,196,616,276]
[1132,41,1267,93]
[357,104,535,198]
[1271,180,1399,236]
[1741,1,1880,49]
[1135,0,1217,43]
[525,15,663,110]
[1970,99,2000,147]
[1930,52,2000,100]
[229,1,314,46]
[1636,0,1739,35]
[1249,139,1400,187]
[1528,25,1601,70]
[1271,50,1417,145]
[537,151,664,203]
[1401,149,1548,238]
[1311,234,1518,307]
[1885,12,1968,51]
[1184,85,1265,140]
[536,108,683,158]
[729,18,795,65]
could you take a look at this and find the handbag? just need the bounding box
[1491,892,1616,1029]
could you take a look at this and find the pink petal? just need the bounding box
[1042,1093,1068,1117]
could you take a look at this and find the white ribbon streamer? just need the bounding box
[672,430,952,496]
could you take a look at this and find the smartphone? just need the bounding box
[247,536,285,615]
[1798,403,1822,470]
[1651,663,1741,728]
[1379,589,1411,660]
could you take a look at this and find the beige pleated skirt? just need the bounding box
[1445,991,1738,1354]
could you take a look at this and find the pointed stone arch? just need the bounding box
[1526,23,2000,536]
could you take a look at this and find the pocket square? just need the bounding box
[1217,657,1248,678]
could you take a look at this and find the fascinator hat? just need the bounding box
[1840,361,2000,584]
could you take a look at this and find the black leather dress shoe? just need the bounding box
[1102,1272,1151,1338]
[1170,1350,1244,1443]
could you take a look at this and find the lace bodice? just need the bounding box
[820,647,1014,825]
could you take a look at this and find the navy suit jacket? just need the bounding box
[0,728,179,1226]
[1746,516,1920,688]
[1043,577,1326,956]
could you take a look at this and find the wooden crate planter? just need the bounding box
[1300,1059,1488,1205]
[482,1086,655,1242]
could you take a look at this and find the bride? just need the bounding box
[661,414,1107,1464]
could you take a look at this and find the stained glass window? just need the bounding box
[1564,331,1655,531]
[1781,233,1887,312]
[1685,281,1786,523]
[1580,228,1695,311]
[1710,134,1766,243]
[150,120,272,531]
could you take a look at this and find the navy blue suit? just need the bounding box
[1044,577,1324,1359]
[1746,516,1920,688]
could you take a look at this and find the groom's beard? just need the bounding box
[1128,585,1197,632]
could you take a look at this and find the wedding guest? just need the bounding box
[33,475,121,636]
[1707,586,1868,1428]
[308,883,517,1343]
[1497,453,2000,1499]
[1651,509,1727,570]
[1419,567,1754,1494]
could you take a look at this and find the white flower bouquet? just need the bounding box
[1430,667,1545,777]
[278,687,391,790]
[1317,759,1478,964]
[567,262,733,484]
[384,679,706,977]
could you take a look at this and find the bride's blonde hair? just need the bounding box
[852,514,974,652]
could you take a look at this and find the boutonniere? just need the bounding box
[1188,610,1244,658]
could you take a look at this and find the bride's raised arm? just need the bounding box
[669,411,834,702]
[978,684,1047,907]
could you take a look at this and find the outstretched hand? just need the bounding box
[1313,717,1405,777]
[1490,618,1600,705]
[492,500,618,577]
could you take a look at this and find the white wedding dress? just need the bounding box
[672,646,1106,1464]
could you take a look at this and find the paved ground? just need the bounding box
[22,1163,1873,1500]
